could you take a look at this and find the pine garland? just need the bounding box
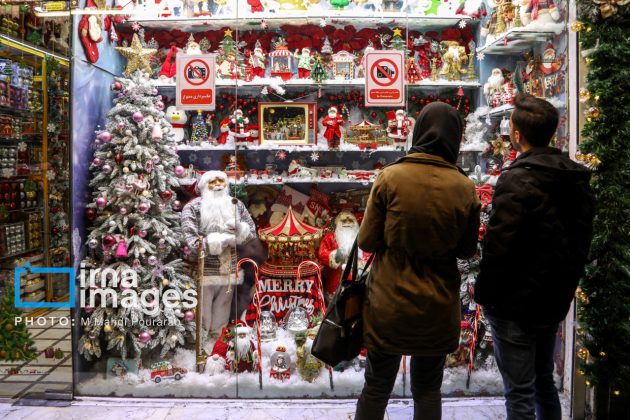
[575,1,630,397]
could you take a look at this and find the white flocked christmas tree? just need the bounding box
[78,71,196,361]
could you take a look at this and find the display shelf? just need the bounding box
[176,143,405,153]
[178,177,374,186]
[124,13,475,32]
[480,99,565,119]
[24,279,45,293]
[0,105,40,116]
[477,25,565,55]
[0,246,42,260]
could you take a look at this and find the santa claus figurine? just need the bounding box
[322,107,344,150]
[318,210,361,299]
[501,79,517,105]
[455,0,487,18]
[484,68,505,108]
[226,321,258,373]
[387,109,413,150]
[520,0,561,25]
[249,40,266,79]
[269,345,291,381]
[229,109,251,147]
[180,171,256,338]
[294,47,315,79]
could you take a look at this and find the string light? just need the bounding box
[613,390,621,396]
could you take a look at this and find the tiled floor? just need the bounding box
[0,309,72,399]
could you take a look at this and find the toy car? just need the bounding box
[150,362,188,383]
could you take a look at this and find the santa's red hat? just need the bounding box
[235,320,250,335]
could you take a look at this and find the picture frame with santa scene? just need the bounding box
[258,102,318,146]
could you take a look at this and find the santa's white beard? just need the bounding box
[199,187,236,234]
[487,74,504,91]
[336,224,359,256]
[328,112,337,119]
[236,338,251,359]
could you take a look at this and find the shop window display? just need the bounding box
[71,0,571,399]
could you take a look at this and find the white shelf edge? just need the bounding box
[477,23,566,55]
[153,80,481,89]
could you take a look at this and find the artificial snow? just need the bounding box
[76,328,501,399]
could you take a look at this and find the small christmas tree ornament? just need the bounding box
[190,110,209,144]
[151,123,163,140]
[406,56,421,83]
[115,236,128,258]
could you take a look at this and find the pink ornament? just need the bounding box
[171,146,178,153]
[92,158,102,166]
[158,238,166,247]
[138,202,150,214]
[144,161,154,173]
[99,131,112,142]
[119,207,128,215]
[158,203,166,211]
[173,200,182,210]
[133,259,141,270]
[151,123,163,140]
[132,112,144,123]
[184,311,195,322]
[155,100,165,111]
[88,238,99,248]
[138,229,148,238]
[183,246,191,255]
[152,155,160,164]
[112,81,122,90]
[147,255,158,266]
[139,332,151,343]
[116,122,125,130]
[174,165,185,177]
[115,236,128,258]
[96,197,107,208]
[102,164,113,174]
[152,88,158,95]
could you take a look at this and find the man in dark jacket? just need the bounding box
[476,94,595,420]
[355,102,481,420]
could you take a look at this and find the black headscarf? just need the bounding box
[408,102,464,164]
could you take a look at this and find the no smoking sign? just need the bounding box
[176,54,216,110]
[365,50,405,107]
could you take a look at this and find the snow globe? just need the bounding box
[284,306,310,334]
[259,311,278,341]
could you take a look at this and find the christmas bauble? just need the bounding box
[182,246,191,255]
[112,81,122,91]
[158,238,166,247]
[158,203,165,211]
[142,190,149,197]
[88,238,99,248]
[132,112,144,123]
[152,88,158,96]
[96,197,107,208]
[138,202,150,214]
[173,200,182,211]
[139,332,151,343]
[103,234,116,248]
[147,255,158,265]
[86,209,97,221]
[138,229,148,238]
[160,190,173,201]
[139,247,146,254]
[104,325,113,333]
[152,155,160,164]
[92,158,102,166]
[174,165,185,177]
[99,131,112,142]
[109,220,116,227]
[119,208,128,215]
[116,122,125,130]
[4,323,13,332]
[155,100,165,111]
[162,278,169,286]
[184,311,194,322]
[129,226,138,236]
[102,164,113,174]
[115,153,123,164]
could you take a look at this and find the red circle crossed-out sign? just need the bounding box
[370,58,399,87]
[183,59,210,86]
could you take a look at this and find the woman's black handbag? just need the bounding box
[311,239,375,366]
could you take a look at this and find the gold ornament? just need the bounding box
[162,278,169,286]
[116,34,157,76]
[577,347,589,360]
[592,0,630,19]
[392,28,403,37]
[491,137,511,157]
[613,390,621,396]
[586,380,591,386]
[569,21,586,32]
[579,88,591,103]
[104,324,113,333]
[586,107,601,119]
[599,351,606,357]
[224,28,233,38]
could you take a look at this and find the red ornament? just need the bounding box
[221,93,227,99]
[115,153,123,164]
[328,95,335,101]
[160,190,173,201]
[429,95,434,100]
[102,234,116,248]
[86,209,96,221]
[371,112,377,118]
[129,226,138,236]
[219,105,225,111]
[411,96,417,101]
[445,99,450,104]
[420,99,425,104]
[319,107,324,113]
[250,98,255,103]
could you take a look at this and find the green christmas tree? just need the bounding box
[389,28,406,51]
[190,110,209,143]
[78,72,196,361]
[0,284,37,362]
[330,0,349,8]
[310,56,328,83]
[216,28,245,79]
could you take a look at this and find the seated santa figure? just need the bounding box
[318,210,364,299]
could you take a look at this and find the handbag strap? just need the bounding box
[341,238,375,284]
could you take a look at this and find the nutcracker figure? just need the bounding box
[322,106,344,150]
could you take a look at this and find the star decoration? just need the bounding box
[458,19,467,29]
[131,22,141,32]
[116,34,157,76]
[393,28,402,37]
[275,150,287,160]
[478,52,486,61]
[224,28,233,37]
[319,18,326,28]
[260,19,268,29]
[310,152,320,162]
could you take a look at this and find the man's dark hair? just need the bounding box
[511,93,559,147]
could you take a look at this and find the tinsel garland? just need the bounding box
[574,0,630,400]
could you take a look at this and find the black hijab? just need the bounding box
[408,101,464,164]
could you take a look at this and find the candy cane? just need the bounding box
[236,258,263,390]
[466,305,481,389]
[296,260,334,391]
[402,355,407,398]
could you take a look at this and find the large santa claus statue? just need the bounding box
[318,210,361,299]
[226,321,258,373]
[180,171,257,338]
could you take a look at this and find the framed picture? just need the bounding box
[258,102,318,146]
[331,51,356,80]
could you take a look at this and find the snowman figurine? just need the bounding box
[165,106,188,143]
